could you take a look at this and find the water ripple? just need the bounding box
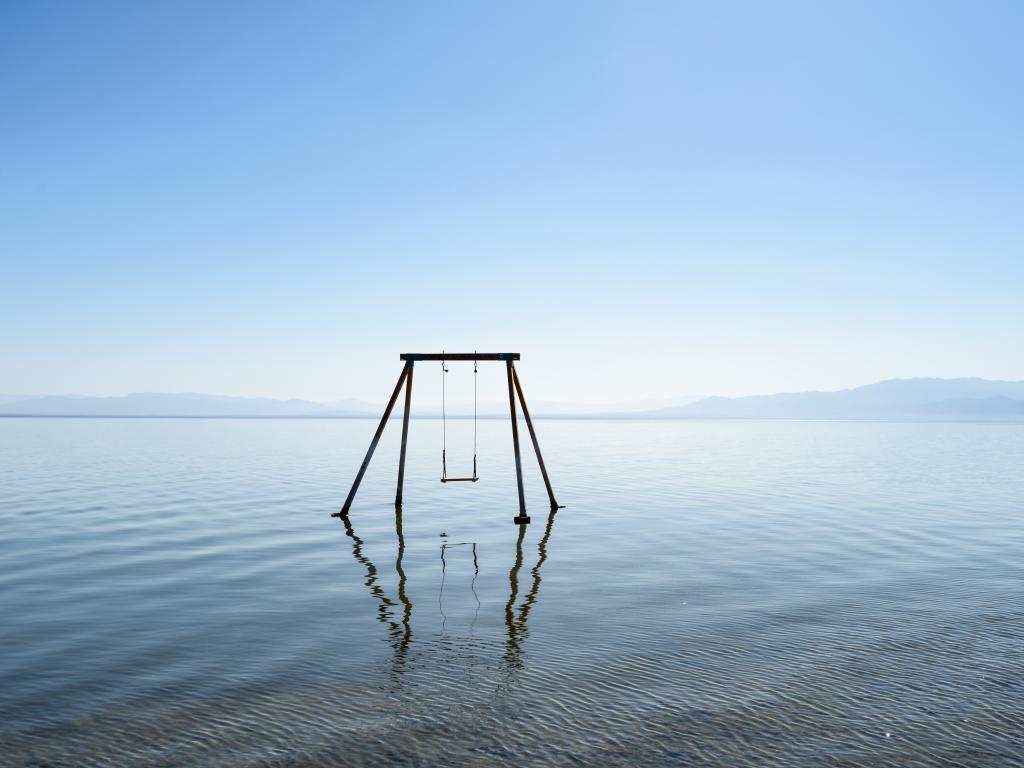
[1,418,1022,766]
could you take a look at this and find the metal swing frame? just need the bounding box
[333,353,561,525]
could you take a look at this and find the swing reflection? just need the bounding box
[339,505,559,673]
[339,511,412,663]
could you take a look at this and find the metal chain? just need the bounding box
[473,357,478,479]
[441,355,447,479]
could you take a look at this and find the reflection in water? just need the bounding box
[504,509,558,671]
[504,524,528,670]
[439,541,480,634]
[6,419,1022,766]
[393,507,412,657]
[340,513,411,667]
[340,507,559,675]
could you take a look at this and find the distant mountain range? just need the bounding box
[648,378,1024,420]
[2,379,1023,419]
[0,393,376,418]
[0,392,700,418]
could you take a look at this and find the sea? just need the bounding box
[1,417,1021,766]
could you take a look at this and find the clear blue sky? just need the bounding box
[2,1,1022,404]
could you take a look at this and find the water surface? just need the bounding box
[1,418,1021,766]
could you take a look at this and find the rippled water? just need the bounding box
[1,417,1021,766]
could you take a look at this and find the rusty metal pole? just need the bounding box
[506,360,530,524]
[512,366,561,510]
[395,361,414,508]
[333,362,410,518]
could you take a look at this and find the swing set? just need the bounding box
[333,353,561,524]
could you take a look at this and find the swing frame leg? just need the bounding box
[512,366,563,510]
[333,362,411,519]
[395,361,414,508]
[507,360,530,525]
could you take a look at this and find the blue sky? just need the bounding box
[2,1,1022,404]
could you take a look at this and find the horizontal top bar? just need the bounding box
[400,353,520,361]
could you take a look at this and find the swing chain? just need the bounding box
[472,358,478,480]
[439,353,479,483]
[441,356,447,480]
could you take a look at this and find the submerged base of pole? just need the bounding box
[514,515,531,525]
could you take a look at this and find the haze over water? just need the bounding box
[1,417,1021,766]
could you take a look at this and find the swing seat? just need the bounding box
[440,476,479,483]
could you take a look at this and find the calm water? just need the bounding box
[1,417,1021,766]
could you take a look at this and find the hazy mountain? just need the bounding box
[0,395,34,405]
[433,396,704,416]
[526,396,705,415]
[0,393,704,418]
[914,396,1024,418]
[0,393,352,417]
[3,380,1022,419]
[320,398,381,415]
[656,378,1024,420]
